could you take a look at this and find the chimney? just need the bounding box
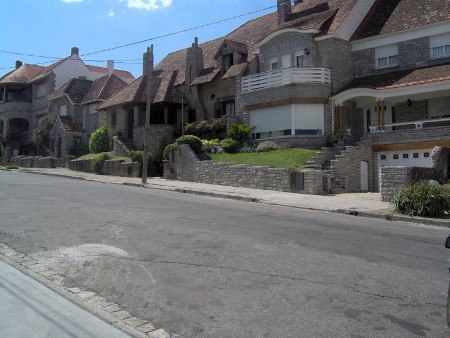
[143,50,149,75]
[186,37,204,84]
[15,60,22,69]
[71,47,79,56]
[107,60,114,74]
[277,0,292,25]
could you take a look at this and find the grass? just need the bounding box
[77,152,132,163]
[209,148,319,169]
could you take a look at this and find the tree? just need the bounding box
[33,115,57,156]
[89,126,110,153]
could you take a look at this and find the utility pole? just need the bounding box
[181,94,184,136]
[142,45,154,184]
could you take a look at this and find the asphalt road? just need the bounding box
[0,170,449,337]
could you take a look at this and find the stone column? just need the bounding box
[133,106,139,127]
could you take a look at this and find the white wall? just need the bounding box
[293,104,324,133]
[377,149,433,168]
[53,56,104,89]
[250,105,291,133]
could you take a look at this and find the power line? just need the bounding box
[0,1,284,69]
[80,3,278,56]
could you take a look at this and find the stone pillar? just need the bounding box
[134,106,139,127]
[164,106,169,125]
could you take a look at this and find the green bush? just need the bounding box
[197,121,211,132]
[175,135,203,153]
[184,123,197,134]
[89,126,110,154]
[391,183,450,218]
[331,129,346,144]
[70,144,89,158]
[163,143,178,160]
[92,153,111,174]
[129,150,151,169]
[220,138,241,154]
[212,119,226,131]
[227,123,254,142]
[5,163,19,169]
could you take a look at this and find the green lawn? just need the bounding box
[209,148,319,169]
[77,152,132,163]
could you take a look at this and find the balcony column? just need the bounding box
[133,106,139,127]
[376,99,385,129]
[335,105,345,131]
[164,106,169,125]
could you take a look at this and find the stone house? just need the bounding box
[0,47,134,157]
[100,0,450,193]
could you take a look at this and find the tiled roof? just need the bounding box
[81,74,128,104]
[96,74,163,110]
[338,62,450,93]
[191,68,221,86]
[31,57,69,83]
[86,65,134,79]
[352,0,450,40]
[213,40,248,60]
[51,78,93,104]
[0,64,46,84]
[222,63,248,79]
[59,116,84,133]
[154,71,176,103]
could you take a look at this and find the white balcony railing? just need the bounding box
[240,67,331,93]
[369,117,450,133]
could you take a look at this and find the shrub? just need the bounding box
[256,140,281,153]
[92,152,111,174]
[184,123,197,134]
[129,150,151,169]
[197,121,211,132]
[89,126,110,154]
[227,123,254,142]
[391,183,450,218]
[202,139,222,153]
[239,140,258,153]
[163,143,178,160]
[220,138,241,154]
[175,135,203,153]
[33,114,57,156]
[212,119,226,131]
[5,163,19,169]
[331,129,346,144]
[70,144,89,158]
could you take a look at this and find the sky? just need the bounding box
[0,0,279,79]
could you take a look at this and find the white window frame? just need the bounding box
[430,33,450,59]
[375,45,399,69]
[269,56,279,71]
[59,104,68,116]
[88,104,97,115]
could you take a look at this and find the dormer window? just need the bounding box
[223,54,234,72]
[375,45,398,69]
[59,104,68,116]
[430,33,450,59]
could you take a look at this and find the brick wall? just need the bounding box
[164,144,327,194]
[395,100,427,123]
[133,124,174,157]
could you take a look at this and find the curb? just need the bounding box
[9,168,450,228]
[0,243,181,338]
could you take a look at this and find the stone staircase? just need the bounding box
[305,135,373,194]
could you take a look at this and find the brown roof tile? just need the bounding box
[222,63,248,79]
[338,62,450,93]
[154,71,176,103]
[352,0,450,40]
[81,74,128,104]
[51,78,93,104]
[86,65,134,79]
[191,68,221,86]
[0,64,46,84]
[59,116,84,133]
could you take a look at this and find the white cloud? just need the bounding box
[61,0,84,3]
[121,0,172,11]
[109,10,115,16]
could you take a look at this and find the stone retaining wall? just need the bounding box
[12,156,65,168]
[67,159,141,178]
[380,166,440,202]
[164,144,326,194]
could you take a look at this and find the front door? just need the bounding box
[127,109,134,138]
[360,161,369,191]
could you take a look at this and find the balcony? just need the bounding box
[369,117,450,133]
[240,67,331,93]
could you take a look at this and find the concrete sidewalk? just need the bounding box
[12,167,450,227]
[0,259,130,338]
